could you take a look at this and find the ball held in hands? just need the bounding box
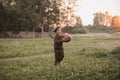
[62,33,71,42]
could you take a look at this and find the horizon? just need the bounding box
[74,0,120,25]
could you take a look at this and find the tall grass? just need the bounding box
[0,36,120,80]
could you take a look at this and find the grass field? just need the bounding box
[0,33,120,80]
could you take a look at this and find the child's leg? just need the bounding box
[54,49,60,65]
[58,49,64,65]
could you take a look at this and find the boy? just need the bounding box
[53,27,66,66]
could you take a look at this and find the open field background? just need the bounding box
[0,33,120,80]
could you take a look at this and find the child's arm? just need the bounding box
[54,35,67,43]
[54,36,62,43]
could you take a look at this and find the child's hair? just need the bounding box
[53,27,60,32]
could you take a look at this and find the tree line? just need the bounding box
[0,0,118,38]
[0,0,77,35]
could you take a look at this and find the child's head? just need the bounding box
[54,27,62,35]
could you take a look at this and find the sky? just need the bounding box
[74,0,120,25]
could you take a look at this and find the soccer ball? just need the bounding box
[62,33,71,42]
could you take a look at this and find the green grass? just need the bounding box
[0,35,120,80]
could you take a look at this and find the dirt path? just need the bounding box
[72,33,120,38]
[0,53,53,61]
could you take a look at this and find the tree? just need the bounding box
[93,11,112,27]
[0,0,61,36]
[58,0,77,27]
[0,0,79,37]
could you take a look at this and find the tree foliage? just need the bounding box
[0,0,61,34]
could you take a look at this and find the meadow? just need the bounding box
[0,33,120,80]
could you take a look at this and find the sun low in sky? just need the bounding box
[74,0,120,25]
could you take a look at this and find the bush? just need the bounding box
[62,25,87,34]
[110,46,120,55]
[110,46,120,60]
[86,25,115,33]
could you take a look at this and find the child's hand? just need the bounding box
[62,37,66,41]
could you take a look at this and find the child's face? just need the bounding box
[55,28,62,35]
